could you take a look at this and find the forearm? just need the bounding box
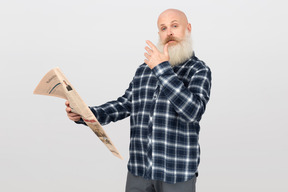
[78,82,133,126]
[152,61,211,122]
[89,96,131,125]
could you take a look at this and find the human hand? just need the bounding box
[65,100,81,122]
[144,40,169,69]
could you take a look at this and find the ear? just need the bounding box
[187,23,192,32]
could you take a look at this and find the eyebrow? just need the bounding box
[160,20,179,26]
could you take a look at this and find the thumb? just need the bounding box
[164,43,169,57]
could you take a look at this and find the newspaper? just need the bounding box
[33,67,123,160]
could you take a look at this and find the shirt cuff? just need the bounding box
[152,61,172,77]
[75,118,86,125]
[74,106,97,126]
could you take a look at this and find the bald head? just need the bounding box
[157,9,189,29]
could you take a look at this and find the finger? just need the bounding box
[69,115,80,121]
[146,40,158,51]
[144,59,149,64]
[66,107,72,113]
[68,112,81,120]
[72,116,81,121]
[164,43,169,56]
[144,52,151,58]
[69,113,81,118]
[65,100,69,107]
[71,117,80,121]
[145,46,153,54]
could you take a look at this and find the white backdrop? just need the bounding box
[0,0,287,191]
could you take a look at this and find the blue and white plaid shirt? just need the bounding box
[80,54,211,183]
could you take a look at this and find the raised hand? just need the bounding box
[144,40,169,69]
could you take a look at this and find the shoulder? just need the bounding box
[177,55,211,81]
[188,55,211,73]
[134,63,150,76]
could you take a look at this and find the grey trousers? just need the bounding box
[125,172,197,192]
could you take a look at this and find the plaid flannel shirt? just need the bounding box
[79,54,211,183]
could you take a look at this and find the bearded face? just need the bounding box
[157,29,193,67]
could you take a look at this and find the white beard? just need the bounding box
[157,30,193,67]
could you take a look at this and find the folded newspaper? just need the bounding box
[33,67,123,160]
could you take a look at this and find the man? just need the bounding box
[66,9,211,192]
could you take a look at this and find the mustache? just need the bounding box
[164,36,181,44]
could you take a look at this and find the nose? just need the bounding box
[167,27,173,36]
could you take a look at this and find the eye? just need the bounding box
[161,27,167,31]
[172,24,178,28]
